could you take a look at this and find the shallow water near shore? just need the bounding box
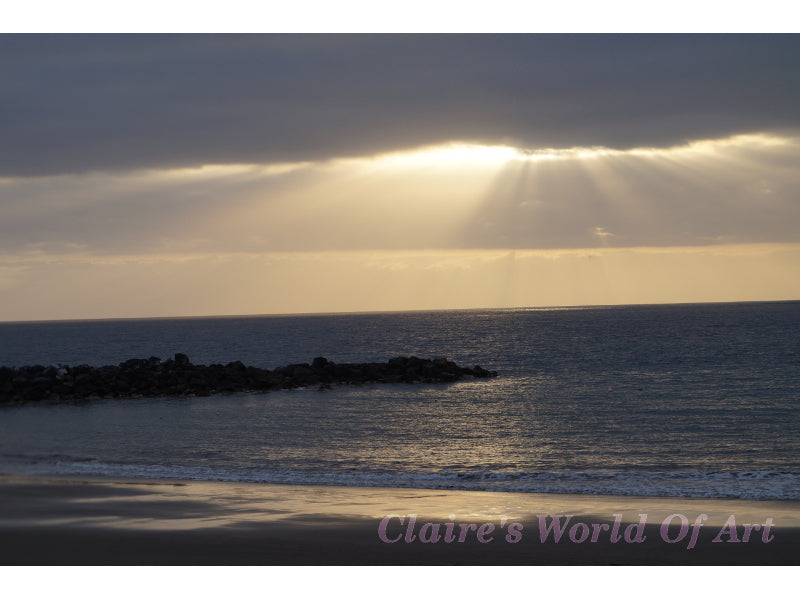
[2,475,798,565]
[1,301,799,501]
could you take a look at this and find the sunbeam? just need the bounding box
[1,132,800,320]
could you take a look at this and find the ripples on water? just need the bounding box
[1,301,799,499]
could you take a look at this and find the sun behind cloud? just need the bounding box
[1,130,799,320]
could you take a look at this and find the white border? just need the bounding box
[3,1,798,33]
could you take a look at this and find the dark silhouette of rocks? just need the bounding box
[0,355,498,403]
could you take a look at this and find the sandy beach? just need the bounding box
[1,474,798,565]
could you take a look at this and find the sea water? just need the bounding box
[0,302,798,500]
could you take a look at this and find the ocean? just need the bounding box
[1,301,798,501]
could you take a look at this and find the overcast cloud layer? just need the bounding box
[3,34,800,177]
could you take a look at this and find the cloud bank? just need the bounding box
[2,34,799,177]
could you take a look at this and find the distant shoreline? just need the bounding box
[0,354,498,404]
[2,297,799,326]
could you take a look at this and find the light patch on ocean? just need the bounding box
[1,302,799,501]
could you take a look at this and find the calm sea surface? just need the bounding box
[1,302,799,500]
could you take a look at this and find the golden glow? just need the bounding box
[152,161,313,180]
[2,132,799,321]
[328,133,796,170]
[514,132,794,162]
[1,244,800,321]
[356,143,520,170]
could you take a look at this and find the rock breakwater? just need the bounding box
[0,354,498,403]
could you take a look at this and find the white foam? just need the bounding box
[2,455,798,501]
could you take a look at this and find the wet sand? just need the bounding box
[1,474,798,565]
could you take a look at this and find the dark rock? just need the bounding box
[0,355,497,404]
[387,356,408,368]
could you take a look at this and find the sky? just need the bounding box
[2,32,800,320]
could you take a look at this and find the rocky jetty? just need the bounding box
[0,354,498,403]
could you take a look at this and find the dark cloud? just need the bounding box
[1,34,799,176]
